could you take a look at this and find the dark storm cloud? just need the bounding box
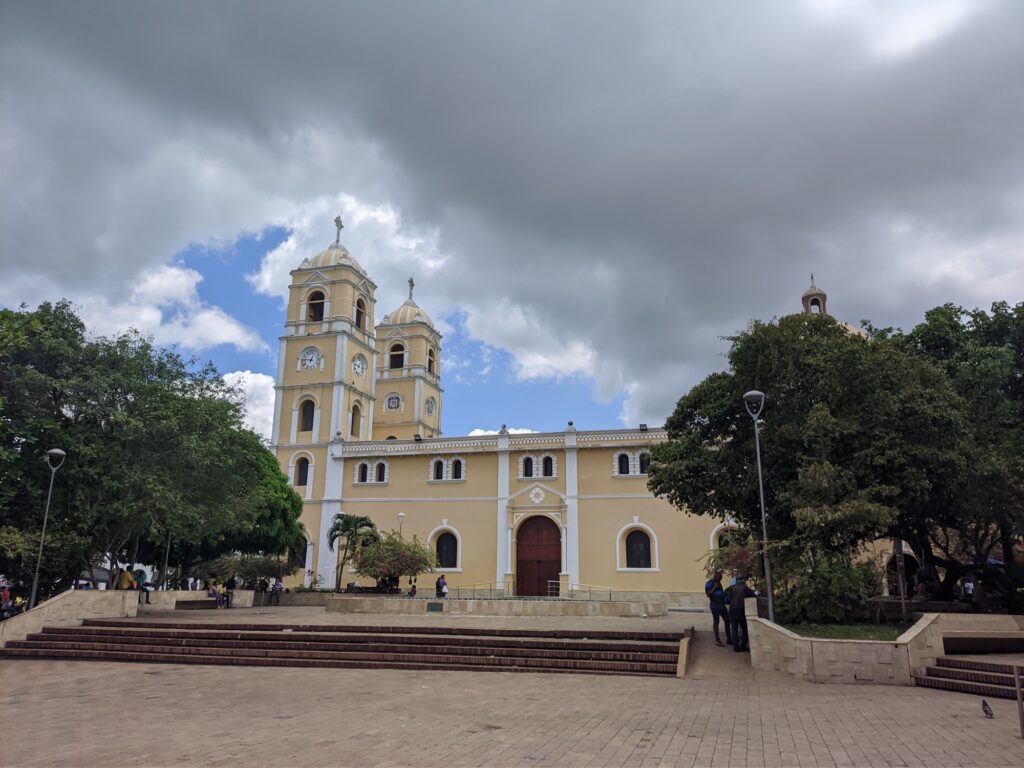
[2,0,1022,424]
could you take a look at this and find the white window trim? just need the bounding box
[288,452,315,500]
[426,456,468,483]
[428,520,463,572]
[353,459,390,485]
[615,516,660,571]
[611,449,651,477]
[709,520,740,552]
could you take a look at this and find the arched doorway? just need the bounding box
[515,516,561,596]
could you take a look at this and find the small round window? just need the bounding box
[386,394,402,411]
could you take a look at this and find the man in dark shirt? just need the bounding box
[729,574,756,653]
[704,570,732,647]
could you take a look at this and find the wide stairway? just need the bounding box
[914,657,1024,699]
[0,619,682,677]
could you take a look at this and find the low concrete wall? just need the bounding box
[326,596,667,617]
[746,598,1024,686]
[0,589,138,647]
[144,589,255,609]
[250,592,330,607]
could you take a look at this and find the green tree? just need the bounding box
[0,301,304,597]
[327,514,377,590]
[894,302,1024,604]
[648,312,970,611]
[353,530,435,587]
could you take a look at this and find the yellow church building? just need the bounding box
[271,219,731,602]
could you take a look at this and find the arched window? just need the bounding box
[639,453,651,475]
[350,404,361,438]
[355,298,366,329]
[436,532,458,569]
[386,435,397,440]
[389,344,405,369]
[452,459,463,480]
[428,348,436,374]
[617,453,631,475]
[295,457,309,486]
[433,460,444,480]
[307,291,325,322]
[626,530,652,568]
[523,457,534,478]
[300,400,315,432]
[358,463,368,483]
[542,456,554,477]
[375,462,386,482]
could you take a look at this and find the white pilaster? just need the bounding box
[331,383,343,438]
[289,405,298,444]
[303,541,314,588]
[271,339,288,446]
[564,430,580,585]
[496,433,510,584]
[312,407,322,443]
[317,500,340,588]
[414,376,423,424]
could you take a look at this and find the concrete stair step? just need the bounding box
[0,645,671,676]
[935,656,1021,676]
[913,673,1017,700]
[80,618,683,642]
[55,626,677,654]
[26,632,677,663]
[924,665,1019,689]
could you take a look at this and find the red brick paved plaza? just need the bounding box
[1,608,1021,767]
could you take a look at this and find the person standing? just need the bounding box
[705,570,732,647]
[270,578,284,606]
[225,575,237,608]
[729,574,756,653]
[435,574,447,598]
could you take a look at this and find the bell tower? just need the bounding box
[271,216,379,491]
[801,275,828,315]
[371,276,443,440]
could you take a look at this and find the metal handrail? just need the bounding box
[445,580,512,599]
[547,580,617,601]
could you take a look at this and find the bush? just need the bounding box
[774,555,880,624]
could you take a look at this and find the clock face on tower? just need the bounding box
[299,347,321,370]
[352,353,368,376]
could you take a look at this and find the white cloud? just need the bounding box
[803,0,980,59]
[223,370,276,440]
[69,264,267,353]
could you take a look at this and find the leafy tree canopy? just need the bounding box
[0,300,305,597]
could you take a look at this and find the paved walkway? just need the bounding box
[2,608,1021,767]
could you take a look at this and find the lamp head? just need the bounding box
[45,448,66,470]
[743,390,766,419]
[397,512,406,523]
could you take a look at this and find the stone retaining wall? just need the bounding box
[144,589,255,609]
[746,598,1024,686]
[0,589,138,647]
[326,596,667,617]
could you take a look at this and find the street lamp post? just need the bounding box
[397,512,406,537]
[29,448,66,610]
[743,391,775,623]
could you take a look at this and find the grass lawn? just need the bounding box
[781,623,912,641]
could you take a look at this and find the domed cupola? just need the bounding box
[802,275,828,315]
[380,277,435,328]
[298,215,368,276]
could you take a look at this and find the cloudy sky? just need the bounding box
[2,1,1022,440]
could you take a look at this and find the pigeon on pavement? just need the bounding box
[982,700,994,719]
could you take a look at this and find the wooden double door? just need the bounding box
[515,516,562,596]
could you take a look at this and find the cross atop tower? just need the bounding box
[408,275,415,300]
[334,215,344,246]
